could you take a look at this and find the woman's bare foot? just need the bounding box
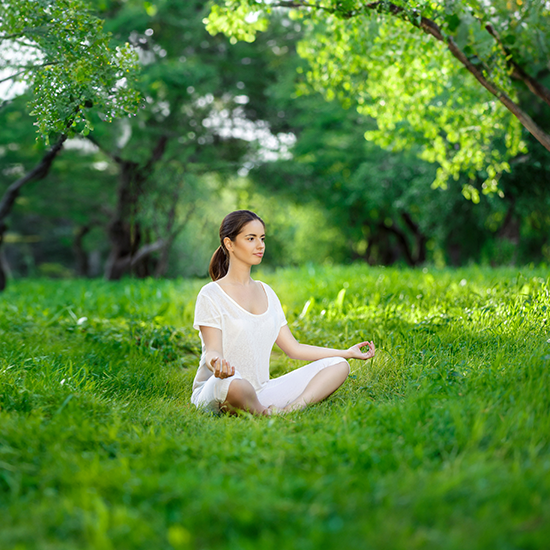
[262,405,281,416]
[281,398,307,413]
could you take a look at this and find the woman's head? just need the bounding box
[209,210,265,281]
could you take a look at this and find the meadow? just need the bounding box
[1,265,549,550]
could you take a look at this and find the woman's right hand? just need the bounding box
[210,357,235,379]
[347,341,376,360]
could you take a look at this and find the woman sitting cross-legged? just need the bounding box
[191,210,376,415]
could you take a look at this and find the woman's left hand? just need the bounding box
[347,341,376,360]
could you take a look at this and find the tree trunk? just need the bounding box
[104,159,141,280]
[401,212,427,264]
[103,136,168,280]
[73,225,91,277]
[154,236,175,278]
[0,134,67,291]
[0,224,7,291]
[378,220,416,266]
[373,213,427,267]
[152,199,195,278]
[497,203,520,265]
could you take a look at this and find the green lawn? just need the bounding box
[1,265,549,550]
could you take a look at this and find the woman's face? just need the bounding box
[225,219,265,266]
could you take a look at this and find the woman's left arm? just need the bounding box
[275,325,375,362]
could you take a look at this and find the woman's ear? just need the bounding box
[223,236,233,253]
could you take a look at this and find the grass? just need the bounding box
[0,265,549,550]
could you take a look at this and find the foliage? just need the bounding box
[62,0,306,277]
[0,0,141,140]
[165,177,349,278]
[1,265,550,549]
[3,0,297,279]
[90,0,297,159]
[206,0,550,193]
[251,96,550,266]
[2,0,550,278]
[0,95,118,274]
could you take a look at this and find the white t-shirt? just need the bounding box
[192,281,287,392]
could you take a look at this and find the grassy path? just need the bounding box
[1,266,549,549]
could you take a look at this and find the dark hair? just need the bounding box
[209,210,265,281]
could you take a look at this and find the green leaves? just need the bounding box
[206,1,269,43]
[205,0,549,196]
[1,0,141,140]
[301,13,523,191]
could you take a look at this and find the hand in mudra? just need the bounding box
[347,341,376,360]
[211,357,235,379]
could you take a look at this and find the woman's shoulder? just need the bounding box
[197,281,219,298]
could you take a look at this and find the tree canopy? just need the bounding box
[0,0,140,139]
[206,0,550,198]
[2,0,550,284]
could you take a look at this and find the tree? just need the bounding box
[0,0,140,289]
[0,0,140,138]
[253,94,550,266]
[1,0,302,282]
[0,94,124,278]
[238,22,550,267]
[81,0,298,279]
[206,0,550,196]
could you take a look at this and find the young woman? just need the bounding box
[191,210,376,415]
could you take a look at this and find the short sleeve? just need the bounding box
[263,282,287,328]
[193,290,222,331]
[278,299,288,328]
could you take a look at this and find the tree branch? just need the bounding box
[378,4,550,150]
[129,239,166,267]
[0,69,27,84]
[372,3,550,152]
[272,1,337,13]
[0,27,50,41]
[0,134,67,222]
[144,135,169,174]
[0,62,62,84]
[86,134,169,171]
[443,35,550,152]
[273,0,550,153]
[485,23,550,109]
[0,32,27,40]
[85,135,123,164]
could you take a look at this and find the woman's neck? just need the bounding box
[223,262,253,286]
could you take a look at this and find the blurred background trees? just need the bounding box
[0,0,140,288]
[1,0,549,286]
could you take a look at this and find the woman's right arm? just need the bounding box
[199,325,235,379]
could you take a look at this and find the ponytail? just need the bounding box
[209,245,229,281]
[208,210,265,281]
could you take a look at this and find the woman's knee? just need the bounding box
[225,378,257,407]
[327,361,350,388]
[333,359,351,378]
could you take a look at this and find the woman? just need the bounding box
[191,210,376,415]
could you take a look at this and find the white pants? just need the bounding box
[191,356,349,413]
